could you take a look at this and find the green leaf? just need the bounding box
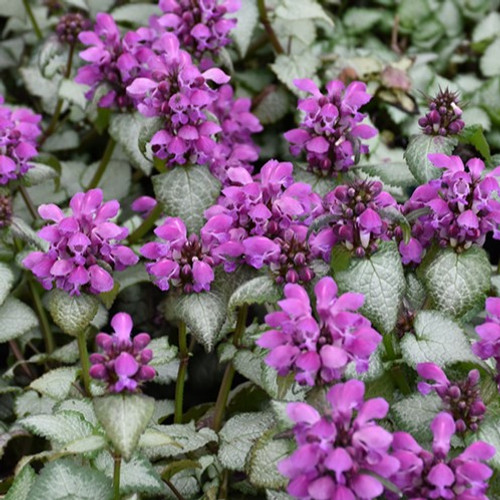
[400,310,478,368]
[22,163,58,187]
[467,406,500,469]
[219,412,275,471]
[253,86,290,125]
[246,429,290,489]
[392,393,442,442]
[29,367,79,401]
[275,0,333,26]
[152,165,221,234]
[480,39,500,77]
[0,297,38,343]
[405,272,426,310]
[81,160,131,202]
[458,124,491,161]
[230,0,259,56]
[48,290,99,336]
[343,8,385,33]
[0,262,14,306]
[270,51,321,96]
[228,275,281,314]
[58,79,87,109]
[293,168,337,197]
[11,216,49,251]
[4,465,36,500]
[404,134,457,184]
[139,428,182,449]
[28,459,112,500]
[148,337,179,384]
[15,391,55,418]
[61,434,107,455]
[109,113,154,175]
[472,11,500,43]
[93,394,155,461]
[332,241,406,334]
[421,246,491,319]
[111,3,161,26]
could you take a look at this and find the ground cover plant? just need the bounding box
[2,0,500,498]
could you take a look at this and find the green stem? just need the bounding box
[212,304,248,432]
[127,203,163,245]
[174,321,188,424]
[383,333,411,396]
[113,454,121,500]
[257,0,284,54]
[19,184,38,220]
[86,137,116,190]
[164,479,186,500]
[77,328,92,396]
[22,0,42,40]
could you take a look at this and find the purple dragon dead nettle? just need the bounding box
[89,312,156,393]
[389,412,495,500]
[131,195,158,219]
[279,380,399,499]
[23,189,138,295]
[416,362,486,433]
[257,277,381,385]
[284,78,377,177]
[56,12,91,45]
[0,96,41,185]
[402,154,500,264]
[418,88,465,137]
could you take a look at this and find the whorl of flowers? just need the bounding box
[0,96,41,185]
[417,363,486,433]
[23,189,138,295]
[284,78,377,177]
[473,297,500,391]
[279,380,399,499]
[140,216,216,293]
[126,33,229,167]
[402,154,500,264]
[157,0,241,59]
[313,179,397,259]
[56,12,91,45]
[257,277,382,386]
[418,88,465,136]
[89,312,156,393]
[389,412,494,499]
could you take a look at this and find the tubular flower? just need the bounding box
[389,412,495,500]
[89,312,156,393]
[284,78,377,177]
[0,95,41,185]
[279,380,399,499]
[417,363,486,433]
[257,277,381,386]
[140,217,216,293]
[23,189,138,295]
[418,88,465,136]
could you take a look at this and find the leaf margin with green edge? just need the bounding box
[152,164,221,234]
[60,434,107,455]
[47,289,99,336]
[270,51,321,96]
[466,405,500,469]
[230,0,259,57]
[29,367,79,401]
[331,240,406,335]
[403,134,457,184]
[4,464,36,500]
[93,393,155,461]
[22,162,58,187]
[420,246,491,319]
[228,274,282,314]
[10,216,49,251]
[458,124,492,162]
[0,261,14,307]
[400,310,478,368]
[27,458,113,500]
[0,296,38,343]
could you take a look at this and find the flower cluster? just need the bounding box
[390,412,494,499]
[257,277,381,385]
[23,189,138,295]
[314,179,397,258]
[205,160,325,283]
[56,12,91,45]
[141,217,216,293]
[0,193,12,228]
[157,0,240,59]
[419,88,465,136]
[284,78,377,177]
[90,312,155,393]
[473,297,500,391]
[0,96,41,185]
[403,154,500,262]
[417,362,486,433]
[279,380,399,499]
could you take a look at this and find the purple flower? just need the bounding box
[473,297,500,391]
[418,88,465,136]
[56,12,91,45]
[257,277,381,386]
[0,95,41,185]
[390,412,495,499]
[157,0,240,59]
[417,363,486,433]
[89,312,156,393]
[284,78,377,177]
[140,217,216,293]
[23,189,138,295]
[279,380,399,499]
[131,196,158,219]
[404,155,500,253]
